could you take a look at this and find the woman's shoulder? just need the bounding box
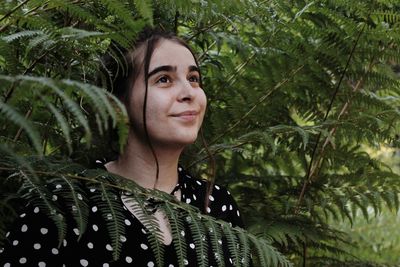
[178,166,244,228]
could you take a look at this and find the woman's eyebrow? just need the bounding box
[148,65,176,78]
[148,65,199,78]
[188,65,200,73]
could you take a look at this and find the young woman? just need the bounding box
[0,30,244,266]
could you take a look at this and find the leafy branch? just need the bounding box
[295,22,368,213]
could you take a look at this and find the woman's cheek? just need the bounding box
[200,90,207,113]
[198,90,207,126]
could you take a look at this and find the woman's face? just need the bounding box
[129,39,207,149]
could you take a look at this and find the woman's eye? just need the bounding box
[156,75,171,84]
[188,75,199,83]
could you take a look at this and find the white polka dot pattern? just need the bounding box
[80,259,88,266]
[21,224,28,232]
[125,256,133,263]
[73,228,80,236]
[0,165,243,267]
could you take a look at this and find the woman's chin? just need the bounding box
[158,134,199,149]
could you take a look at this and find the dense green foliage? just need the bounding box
[336,148,400,265]
[1,0,400,266]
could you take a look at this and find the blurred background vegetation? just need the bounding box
[1,0,399,266]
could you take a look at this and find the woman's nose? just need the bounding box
[177,80,194,102]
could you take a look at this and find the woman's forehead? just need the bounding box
[149,39,197,70]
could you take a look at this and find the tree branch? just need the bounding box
[0,0,32,23]
[295,23,367,213]
[210,64,304,145]
[13,107,33,142]
[3,46,54,104]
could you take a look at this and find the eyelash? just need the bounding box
[156,75,171,84]
[188,75,200,83]
[154,74,200,84]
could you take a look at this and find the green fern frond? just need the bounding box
[249,233,268,267]
[1,154,293,266]
[0,40,17,74]
[19,171,67,247]
[42,98,73,153]
[63,80,110,132]
[0,98,42,154]
[62,80,117,131]
[122,192,165,267]
[186,211,208,267]
[349,193,370,221]
[2,0,400,265]
[59,27,107,40]
[91,181,125,261]
[380,190,398,212]
[205,219,225,267]
[103,89,128,127]
[260,237,292,267]
[54,175,89,241]
[17,75,92,144]
[100,0,143,31]
[162,202,187,267]
[25,32,53,54]
[263,222,303,249]
[1,30,42,43]
[133,0,153,25]
[236,228,252,267]
[371,11,400,24]
[221,223,242,266]
[47,0,102,25]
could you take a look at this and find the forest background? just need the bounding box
[1,0,400,266]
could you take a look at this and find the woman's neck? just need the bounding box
[105,133,183,193]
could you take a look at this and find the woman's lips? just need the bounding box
[171,111,198,122]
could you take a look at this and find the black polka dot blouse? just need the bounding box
[0,166,244,266]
